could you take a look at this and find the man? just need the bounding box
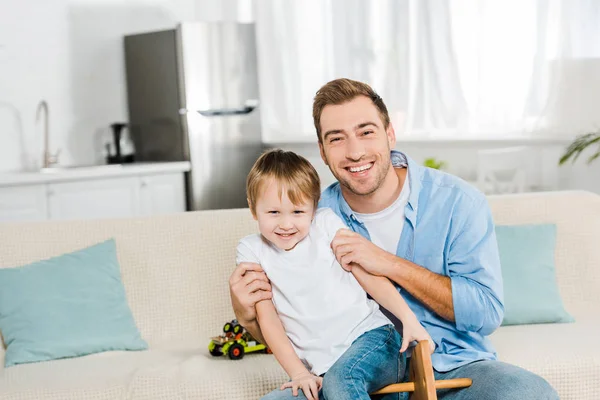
[229,78,559,399]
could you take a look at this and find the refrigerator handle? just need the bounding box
[179,99,259,117]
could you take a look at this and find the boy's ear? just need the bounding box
[247,198,257,220]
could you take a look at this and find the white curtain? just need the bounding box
[255,0,600,142]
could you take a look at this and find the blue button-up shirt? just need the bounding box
[318,151,504,372]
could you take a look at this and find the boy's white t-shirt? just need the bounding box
[236,208,391,375]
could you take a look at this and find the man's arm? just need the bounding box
[443,197,504,335]
[332,231,455,320]
[384,258,454,321]
[332,197,503,335]
[231,241,273,344]
[378,197,503,334]
[229,262,271,344]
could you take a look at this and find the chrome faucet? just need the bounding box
[36,100,60,168]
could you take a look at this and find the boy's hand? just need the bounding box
[280,371,323,400]
[401,318,436,354]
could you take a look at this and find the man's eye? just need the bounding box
[329,137,341,143]
[363,130,373,136]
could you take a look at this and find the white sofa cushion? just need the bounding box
[0,343,286,400]
[491,318,600,400]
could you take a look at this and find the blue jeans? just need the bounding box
[262,328,560,400]
[427,359,559,400]
[262,324,404,400]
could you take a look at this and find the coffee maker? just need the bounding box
[105,122,135,164]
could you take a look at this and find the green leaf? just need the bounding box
[559,131,600,166]
[588,150,600,164]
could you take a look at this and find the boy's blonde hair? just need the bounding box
[246,149,321,214]
[313,78,390,143]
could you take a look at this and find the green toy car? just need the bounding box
[209,319,271,360]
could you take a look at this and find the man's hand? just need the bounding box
[229,262,272,325]
[331,228,396,276]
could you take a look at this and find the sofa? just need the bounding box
[0,190,598,399]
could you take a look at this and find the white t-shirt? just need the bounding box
[236,208,391,375]
[354,173,410,255]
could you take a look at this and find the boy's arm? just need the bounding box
[241,319,266,345]
[352,265,434,352]
[351,265,417,325]
[255,299,310,378]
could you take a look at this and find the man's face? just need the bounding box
[252,179,315,251]
[318,96,396,197]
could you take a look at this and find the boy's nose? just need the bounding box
[279,220,294,230]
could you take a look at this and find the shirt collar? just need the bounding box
[337,150,422,222]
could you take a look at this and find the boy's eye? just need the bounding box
[268,211,279,214]
[293,210,305,214]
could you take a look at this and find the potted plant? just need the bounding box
[423,157,446,170]
[559,130,600,165]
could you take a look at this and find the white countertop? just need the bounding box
[0,162,191,187]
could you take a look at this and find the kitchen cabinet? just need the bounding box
[139,173,186,217]
[0,185,48,222]
[47,177,140,221]
[0,165,188,223]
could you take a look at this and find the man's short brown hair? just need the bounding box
[313,78,391,142]
[246,149,321,214]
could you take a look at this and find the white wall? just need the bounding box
[278,141,600,195]
[0,0,597,194]
[0,0,252,172]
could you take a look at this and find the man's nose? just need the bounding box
[346,136,366,161]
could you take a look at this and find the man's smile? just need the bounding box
[345,162,374,176]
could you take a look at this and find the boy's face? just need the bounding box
[252,179,315,251]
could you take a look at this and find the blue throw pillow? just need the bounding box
[496,224,574,326]
[0,239,148,367]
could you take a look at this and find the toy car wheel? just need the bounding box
[223,322,232,333]
[232,324,242,335]
[209,346,223,357]
[228,343,245,360]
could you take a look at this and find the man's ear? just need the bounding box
[247,198,258,220]
[386,122,397,149]
[319,141,328,166]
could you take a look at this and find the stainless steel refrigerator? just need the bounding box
[124,22,264,211]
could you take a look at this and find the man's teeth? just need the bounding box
[349,163,372,172]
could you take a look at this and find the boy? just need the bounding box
[236,149,433,400]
